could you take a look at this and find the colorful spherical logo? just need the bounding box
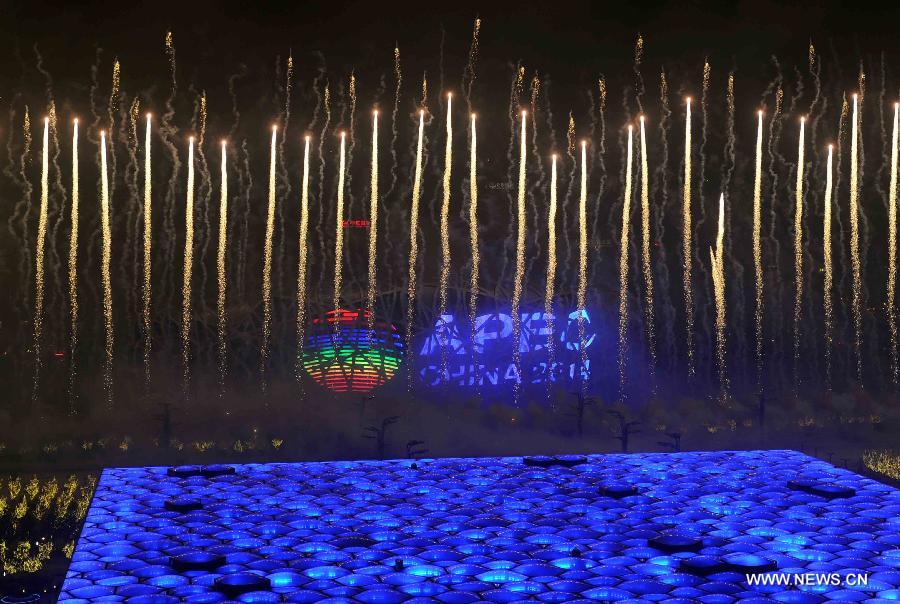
[302,309,404,393]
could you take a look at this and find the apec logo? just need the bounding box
[417,309,595,387]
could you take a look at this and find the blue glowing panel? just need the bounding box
[417,309,598,388]
[59,451,900,602]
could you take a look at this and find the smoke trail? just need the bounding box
[498,66,524,298]
[107,60,119,216]
[317,82,332,296]
[823,145,835,389]
[619,125,634,400]
[296,137,311,384]
[181,138,195,399]
[366,112,379,331]
[406,112,426,373]
[261,127,278,391]
[683,99,694,377]
[217,141,228,398]
[655,69,675,374]
[639,116,656,387]
[383,49,402,268]
[99,131,113,409]
[752,111,764,391]
[142,114,152,387]
[545,154,558,369]
[511,111,527,399]
[711,193,727,401]
[850,94,862,383]
[793,118,806,389]
[32,118,49,408]
[162,32,181,321]
[34,48,66,328]
[276,55,293,298]
[888,105,899,384]
[765,80,785,387]
[68,119,79,413]
[589,78,607,291]
[333,132,347,312]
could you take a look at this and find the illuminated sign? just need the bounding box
[417,309,595,387]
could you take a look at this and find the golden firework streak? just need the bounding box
[849,94,862,382]
[366,112,379,330]
[439,95,453,317]
[711,193,727,402]
[68,119,79,411]
[406,113,426,355]
[823,144,834,387]
[793,117,806,383]
[296,137,312,382]
[888,105,899,383]
[181,137,195,396]
[142,114,152,385]
[99,131,113,408]
[261,126,277,383]
[639,116,656,384]
[333,132,347,313]
[217,141,228,395]
[752,110,764,388]
[511,111,527,395]
[577,140,588,387]
[683,99,694,376]
[469,114,479,344]
[545,154,558,363]
[33,118,50,404]
[618,125,634,398]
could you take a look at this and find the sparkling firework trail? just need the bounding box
[438,95,454,382]
[823,144,834,388]
[752,110,764,390]
[577,141,588,389]
[639,115,656,385]
[296,137,311,383]
[793,117,806,387]
[618,125,634,399]
[469,114,479,342]
[181,137,195,398]
[217,141,228,397]
[99,131,113,408]
[366,111,379,330]
[333,132,347,313]
[511,110,527,397]
[67,119,79,412]
[32,117,49,407]
[142,114,152,387]
[889,104,899,384]
[406,112,425,361]
[711,193,727,402]
[850,94,862,382]
[439,95,453,318]
[545,154,558,364]
[682,98,694,378]
[261,126,277,388]
[463,18,481,115]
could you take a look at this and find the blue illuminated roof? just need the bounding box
[59,450,900,602]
